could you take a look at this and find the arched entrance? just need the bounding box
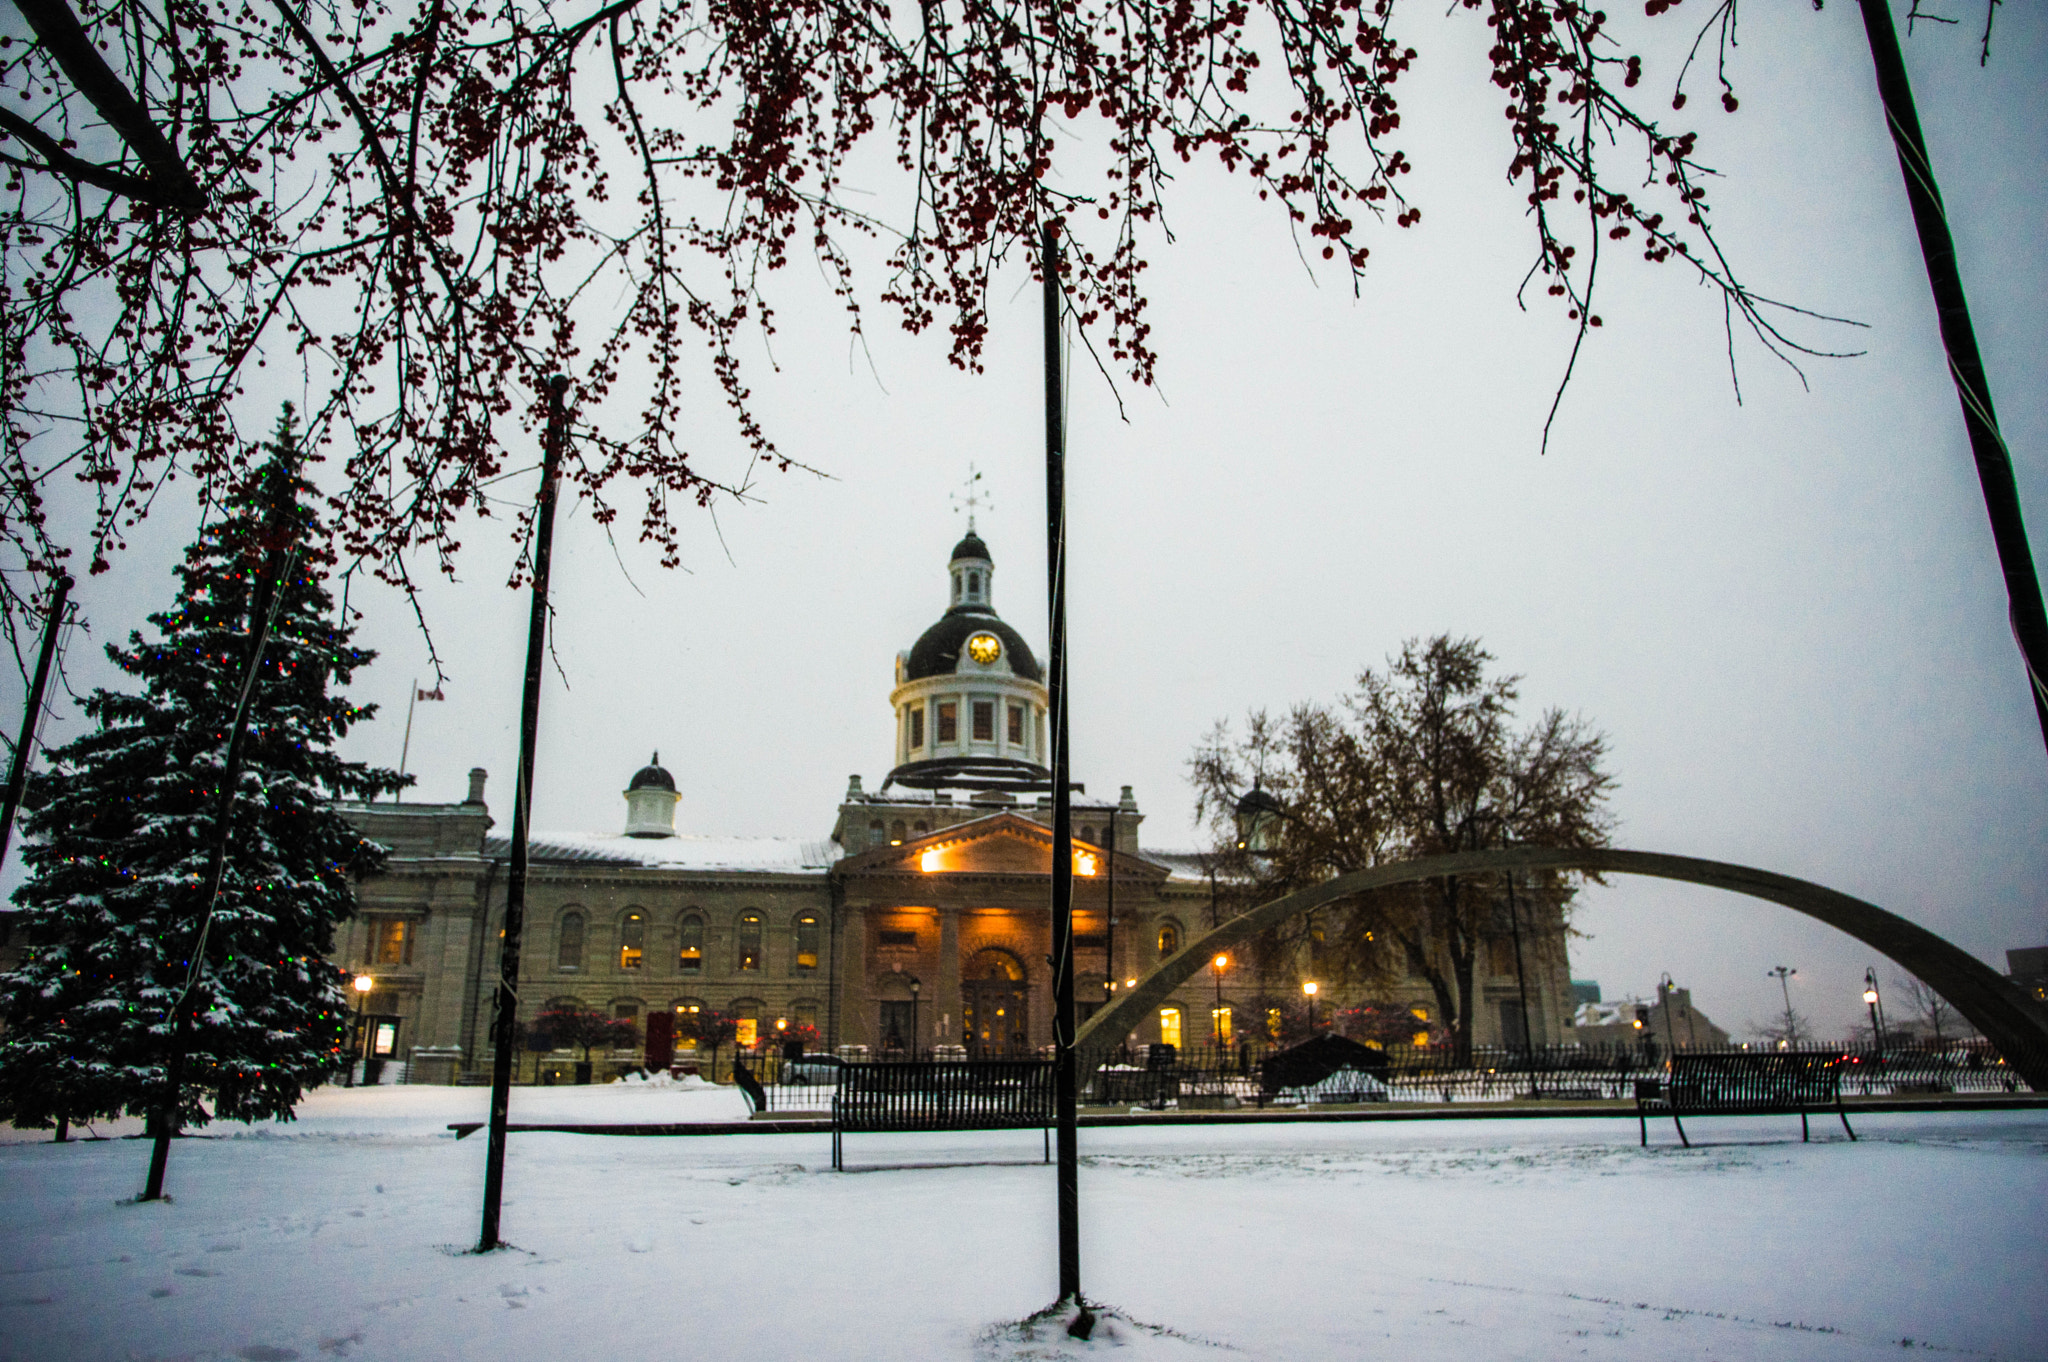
[964,948,1030,1057]
[1073,847,2048,1089]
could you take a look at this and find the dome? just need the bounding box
[904,611,1042,682]
[950,530,991,564]
[627,753,675,792]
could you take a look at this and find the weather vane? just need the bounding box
[951,463,990,532]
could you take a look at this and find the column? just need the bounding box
[937,906,962,1047]
[838,903,870,1051]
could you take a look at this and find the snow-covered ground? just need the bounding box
[2,1087,2042,1361]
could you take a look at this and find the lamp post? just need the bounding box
[1211,954,1230,1048]
[909,976,922,1061]
[1862,968,1889,1060]
[1302,980,1318,1036]
[346,974,374,1087]
[1768,965,1798,1049]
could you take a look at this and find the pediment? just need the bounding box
[838,811,1166,882]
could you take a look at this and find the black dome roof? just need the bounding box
[905,609,1042,682]
[950,530,991,563]
[627,753,675,792]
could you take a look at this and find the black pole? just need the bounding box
[1041,220,1082,1310]
[1857,0,2048,758]
[479,374,570,1252]
[1102,807,1115,1007]
[1505,870,1536,1094]
[143,459,301,1202]
[0,573,71,875]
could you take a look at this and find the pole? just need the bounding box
[1769,965,1797,1048]
[1103,808,1116,1007]
[143,457,301,1202]
[1041,219,1082,1309]
[0,573,71,874]
[395,681,417,803]
[1857,0,2048,758]
[479,374,571,1253]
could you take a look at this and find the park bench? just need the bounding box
[1635,1051,1856,1147]
[830,1058,1054,1170]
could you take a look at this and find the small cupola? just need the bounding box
[623,752,679,838]
[949,530,993,609]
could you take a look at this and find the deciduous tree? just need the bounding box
[1189,634,1613,1065]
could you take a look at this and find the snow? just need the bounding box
[2,1090,2043,1361]
[481,830,841,872]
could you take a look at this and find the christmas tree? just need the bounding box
[0,410,405,1133]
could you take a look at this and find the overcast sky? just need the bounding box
[6,1,2043,1042]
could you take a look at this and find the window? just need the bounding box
[677,914,704,972]
[937,702,957,743]
[792,1001,818,1032]
[878,929,917,948]
[890,820,907,843]
[619,912,646,970]
[1157,923,1180,958]
[909,705,924,749]
[673,1001,703,1051]
[1489,937,1517,976]
[972,700,994,741]
[738,913,763,971]
[557,912,585,971]
[1159,1007,1183,1048]
[371,919,413,966]
[868,819,884,846]
[614,1000,642,1023]
[1267,1008,1284,1040]
[1212,1006,1233,1045]
[1008,704,1024,745]
[795,914,820,970]
[913,820,929,835]
[968,571,981,595]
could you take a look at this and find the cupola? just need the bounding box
[623,753,679,838]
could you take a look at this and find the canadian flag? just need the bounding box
[417,686,445,702]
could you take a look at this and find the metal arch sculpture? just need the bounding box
[1074,847,2048,1090]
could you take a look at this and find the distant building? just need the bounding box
[1570,980,1602,1007]
[2009,947,2047,1005]
[1568,985,1730,1050]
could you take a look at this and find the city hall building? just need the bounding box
[338,529,1577,1081]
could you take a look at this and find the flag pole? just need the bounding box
[396,681,417,803]
[478,374,571,1252]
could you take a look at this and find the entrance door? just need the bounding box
[963,977,1030,1057]
[879,1001,916,1056]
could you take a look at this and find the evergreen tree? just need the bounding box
[0,411,405,1132]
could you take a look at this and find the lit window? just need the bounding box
[372,920,413,966]
[1158,924,1179,958]
[909,706,925,749]
[677,914,703,972]
[973,700,994,741]
[557,912,585,971]
[795,914,820,970]
[920,847,942,873]
[673,1002,702,1051]
[1074,851,1097,877]
[937,702,957,744]
[738,913,763,971]
[1267,1008,1283,1040]
[1159,1007,1182,1048]
[619,912,645,970]
[1008,704,1024,745]
[1212,1006,1233,1044]
[735,1017,758,1048]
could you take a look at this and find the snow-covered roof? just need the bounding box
[482,831,842,873]
[1139,850,1219,884]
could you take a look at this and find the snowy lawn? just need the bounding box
[2,1087,2042,1361]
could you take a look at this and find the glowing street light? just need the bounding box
[1302,979,1319,1033]
[1211,954,1230,1046]
[346,974,374,1088]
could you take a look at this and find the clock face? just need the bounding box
[966,632,1002,665]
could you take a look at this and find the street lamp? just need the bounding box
[1767,965,1798,1049]
[1302,980,1319,1035]
[1211,954,1230,1047]
[1862,968,1889,1058]
[909,976,921,1060]
[347,974,374,1087]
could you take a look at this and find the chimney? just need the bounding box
[465,768,488,806]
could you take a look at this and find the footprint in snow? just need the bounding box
[150,1287,174,1298]
[175,1267,220,1278]
[237,1347,301,1361]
